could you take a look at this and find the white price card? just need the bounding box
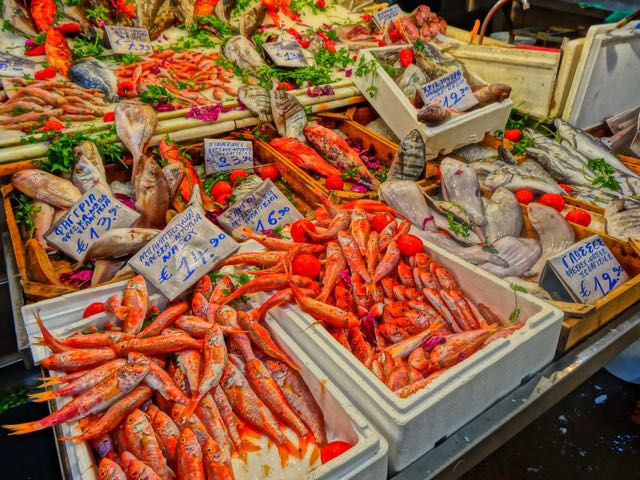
[46,187,140,262]
[372,5,403,29]
[418,69,478,112]
[540,235,629,305]
[204,139,254,174]
[128,192,239,300]
[263,41,308,68]
[218,179,303,236]
[0,55,34,78]
[106,26,152,55]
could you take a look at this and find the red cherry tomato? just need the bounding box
[514,189,534,205]
[210,181,233,198]
[292,254,322,279]
[290,219,316,243]
[559,183,573,193]
[435,167,441,179]
[34,66,57,79]
[539,193,566,212]
[321,441,353,464]
[102,112,115,122]
[216,193,232,207]
[399,48,414,67]
[325,175,344,191]
[83,302,106,318]
[370,213,394,233]
[258,165,279,181]
[565,208,591,227]
[230,169,248,185]
[25,44,46,56]
[503,129,523,142]
[397,234,424,256]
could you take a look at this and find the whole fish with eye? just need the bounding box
[224,36,266,70]
[387,130,425,181]
[238,85,271,124]
[72,141,110,194]
[3,0,37,36]
[135,157,170,229]
[114,100,158,184]
[379,180,436,231]
[214,0,235,23]
[270,86,307,141]
[239,2,267,38]
[395,64,428,102]
[605,198,640,241]
[83,228,160,260]
[483,166,565,195]
[418,231,508,267]
[68,58,120,103]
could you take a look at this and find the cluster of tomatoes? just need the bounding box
[207,166,280,207]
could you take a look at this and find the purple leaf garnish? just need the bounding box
[423,335,446,351]
[185,102,223,121]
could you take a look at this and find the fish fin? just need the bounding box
[180,396,201,423]
[3,420,46,435]
[35,377,62,387]
[282,356,302,372]
[112,306,129,322]
[28,390,57,403]
[297,432,313,457]
[309,443,321,466]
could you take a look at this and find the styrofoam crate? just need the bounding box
[26,278,388,480]
[352,45,512,159]
[250,231,563,473]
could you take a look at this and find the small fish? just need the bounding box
[418,231,509,267]
[12,169,81,208]
[68,58,120,103]
[270,87,307,141]
[473,83,511,105]
[387,129,425,181]
[114,100,158,182]
[135,156,169,229]
[239,2,267,37]
[417,103,451,125]
[484,167,565,195]
[72,141,110,194]
[224,36,266,70]
[177,428,206,479]
[238,85,271,124]
[33,201,54,250]
[83,228,159,260]
[98,458,127,480]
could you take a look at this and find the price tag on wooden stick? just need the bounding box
[204,139,254,174]
[106,26,152,55]
[418,69,478,112]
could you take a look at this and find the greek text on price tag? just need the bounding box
[204,139,254,174]
[418,69,478,112]
[543,235,629,305]
[372,5,403,29]
[46,187,140,262]
[263,41,308,68]
[129,200,239,300]
[217,179,303,236]
[106,26,152,55]
[0,57,34,78]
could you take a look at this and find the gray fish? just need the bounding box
[526,203,575,278]
[238,85,271,124]
[114,100,158,183]
[497,146,518,165]
[135,157,169,229]
[12,169,81,208]
[440,157,486,227]
[270,87,307,141]
[73,141,110,194]
[422,194,483,243]
[91,259,127,286]
[379,180,436,231]
[571,185,621,208]
[239,3,266,38]
[484,167,565,195]
[387,129,425,181]
[418,231,508,267]
[137,0,166,28]
[162,162,184,204]
[33,201,54,250]
[479,236,541,278]
[453,144,499,164]
[395,64,427,101]
[471,159,508,178]
[518,159,559,186]
[605,198,640,241]
[84,228,160,260]
[484,188,522,244]
[149,3,177,38]
[3,0,36,36]
[215,0,235,23]
[224,36,266,70]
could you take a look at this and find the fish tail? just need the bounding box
[3,419,49,435]
[28,390,57,402]
[297,431,313,456]
[35,377,62,386]
[282,356,302,372]
[180,396,201,423]
[35,309,73,354]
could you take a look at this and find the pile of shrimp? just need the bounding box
[0,78,106,130]
[117,50,238,104]
[5,275,331,479]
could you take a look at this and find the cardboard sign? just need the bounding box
[0,55,34,78]
[204,139,254,174]
[418,69,478,112]
[372,5,403,29]
[263,41,308,68]
[46,187,140,262]
[540,235,629,305]
[128,192,239,300]
[217,179,303,236]
[106,26,152,55]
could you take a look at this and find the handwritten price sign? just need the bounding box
[418,69,478,112]
[129,200,239,300]
[541,235,629,304]
[217,179,303,236]
[372,5,403,29]
[0,56,34,78]
[264,41,308,68]
[46,187,140,262]
[204,139,254,174]
[106,26,152,55]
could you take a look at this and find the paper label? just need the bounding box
[0,59,33,78]
[106,26,152,55]
[204,139,254,174]
[46,187,140,262]
[217,179,303,236]
[418,69,478,112]
[372,5,403,29]
[542,235,629,305]
[263,41,308,68]
[128,198,239,300]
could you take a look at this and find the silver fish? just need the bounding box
[135,157,169,229]
[453,144,499,163]
[471,159,508,178]
[440,157,486,227]
[239,3,266,38]
[526,203,575,278]
[484,188,522,244]
[379,180,436,231]
[497,146,518,165]
[33,201,54,250]
[68,58,119,103]
[395,64,427,101]
[571,185,621,208]
[12,169,81,208]
[270,88,307,141]
[387,129,425,181]
[238,85,271,124]
[3,0,36,36]
[91,259,127,286]
[84,228,159,260]
[418,231,509,267]
[604,198,640,241]
[484,167,565,195]
[224,36,266,70]
[137,0,166,28]
[114,100,158,182]
[518,159,559,186]
[73,141,109,194]
[479,236,541,278]
[162,162,184,204]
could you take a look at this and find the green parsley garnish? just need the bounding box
[586,158,621,192]
[71,36,104,60]
[121,53,142,66]
[86,6,109,22]
[12,193,40,239]
[139,85,175,106]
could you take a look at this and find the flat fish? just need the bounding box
[68,58,119,103]
[135,157,169,229]
[484,167,565,195]
[270,88,307,141]
[12,170,81,208]
[484,188,522,244]
[526,203,575,278]
[379,180,436,231]
[387,129,425,181]
[439,157,485,227]
[605,198,640,241]
[114,100,158,183]
[73,141,110,194]
[479,236,541,278]
[84,228,159,260]
[238,85,271,124]
[224,36,266,70]
[419,231,508,267]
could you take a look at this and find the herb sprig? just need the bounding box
[587,158,621,192]
[12,193,40,239]
[509,282,528,323]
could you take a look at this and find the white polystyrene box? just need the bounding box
[25,275,388,480]
[251,231,563,473]
[352,45,512,159]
